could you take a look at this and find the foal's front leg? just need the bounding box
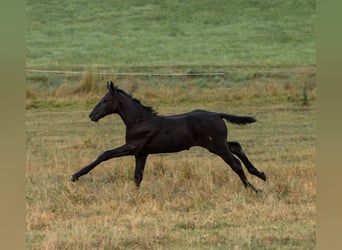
[134,154,148,187]
[70,143,138,182]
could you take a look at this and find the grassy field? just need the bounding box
[26,77,316,249]
[26,0,315,68]
[26,0,316,249]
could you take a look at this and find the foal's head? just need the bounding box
[89,81,120,122]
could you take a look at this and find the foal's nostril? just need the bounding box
[89,112,100,122]
[89,112,96,121]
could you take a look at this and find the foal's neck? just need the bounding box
[117,92,154,127]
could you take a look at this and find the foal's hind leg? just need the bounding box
[226,153,261,193]
[208,142,261,193]
[230,155,261,193]
[228,141,266,181]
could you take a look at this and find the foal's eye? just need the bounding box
[104,98,112,103]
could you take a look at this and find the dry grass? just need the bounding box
[26,77,316,112]
[26,81,316,249]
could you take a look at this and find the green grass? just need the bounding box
[26,0,316,68]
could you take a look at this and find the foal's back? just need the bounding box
[159,110,228,144]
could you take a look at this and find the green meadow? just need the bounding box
[26,0,315,68]
[26,0,316,249]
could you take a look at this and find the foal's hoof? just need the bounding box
[134,180,141,189]
[260,172,267,181]
[256,189,263,194]
[70,175,78,182]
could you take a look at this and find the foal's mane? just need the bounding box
[118,88,158,115]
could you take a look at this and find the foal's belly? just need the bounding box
[146,139,193,154]
[144,124,195,154]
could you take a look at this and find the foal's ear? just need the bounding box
[107,81,117,95]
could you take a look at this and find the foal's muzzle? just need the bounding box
[89,112,99,122]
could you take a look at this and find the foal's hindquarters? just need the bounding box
[192,115,265,192]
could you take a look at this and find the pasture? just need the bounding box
[26,0,315,68]
[26,0,316,248]
[26,73,316,249]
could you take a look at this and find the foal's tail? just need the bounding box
[219,113,257,125]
